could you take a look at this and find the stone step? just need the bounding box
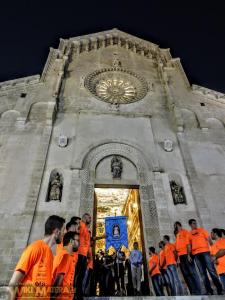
[84,297,225,300]
[0,287,224,300]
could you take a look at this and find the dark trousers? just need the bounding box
[167,264,184,296]
[194,251,223,294]
[74,254,87,300]
[161,269,170,286]
[151,274,165,296]
[161,269,171,295]
[179,254,202,295]
[114,263,125,291]
[220,273,225,289]
[105,269,115,296]
[82,268,93,296]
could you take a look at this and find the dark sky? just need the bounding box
[0,1,225,92]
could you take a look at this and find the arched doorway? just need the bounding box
[78,142,161,296]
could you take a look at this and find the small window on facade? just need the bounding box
[200,103,205,106]
[20,93,27,98]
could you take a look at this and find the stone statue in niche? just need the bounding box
[112,53,122,68]
[111,156,123,179]
[170,180,186,205]
[48,172,63,201]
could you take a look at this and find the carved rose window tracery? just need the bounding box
[84,67,148,104]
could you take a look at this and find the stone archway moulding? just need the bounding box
[78,142,161,249]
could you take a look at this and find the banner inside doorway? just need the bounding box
[105,216,128,250]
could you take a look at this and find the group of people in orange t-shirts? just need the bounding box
[148,219,225,296]
[7,214,225,299]
[8,213,98,300]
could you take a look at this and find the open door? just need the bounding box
[93,186,150,296]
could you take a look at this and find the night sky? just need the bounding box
[0,1,225,93]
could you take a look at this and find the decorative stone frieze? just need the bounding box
[192,84,225,103]
[0,75,40,93]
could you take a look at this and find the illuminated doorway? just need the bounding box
[93,186,149,296]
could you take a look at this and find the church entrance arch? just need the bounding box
[79,142,160,295]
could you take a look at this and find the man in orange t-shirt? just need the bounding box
[52,231,80,300]
[8,215,65,300]
[149,247,164,296]
[74,213,92,299]
[56,220,80,255]
[188,219,223,295]
[159,241,171,295]
[211,228,225,289]
[163,235,183,296]
[174,221,201,295]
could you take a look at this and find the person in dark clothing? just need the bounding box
[125,258,134,295]
[114,247,126,295]
[97,252,106,296]
[92,254,102,296]
[101,251,115,296]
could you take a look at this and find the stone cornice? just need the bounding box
[170,58,190,88]
[69,29,159,59]
[41,48,63,82]
[40,29,177,82]
[0,75,40,94]
[192,84,225,105]
[3,29,220,102]
[70,29,158,48]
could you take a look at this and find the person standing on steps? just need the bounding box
[188,219,223,295]
[174,221,202,295]
[129,241,142,296]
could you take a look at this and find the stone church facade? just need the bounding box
[0,29,225,286]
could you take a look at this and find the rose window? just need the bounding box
[84,68,148,104]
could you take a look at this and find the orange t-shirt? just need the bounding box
[56,242,78,271]
[210,238,225,275]
[78,221,91,256]
[15,240,53,300]
[189,228,210,255]
[164,243,176,266]
[175,229,190,256]
[56,242,64,255]
[149,254,161,277]
[159,249,166,270]
[52,248,75,300]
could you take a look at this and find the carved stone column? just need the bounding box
[139,185,160,247]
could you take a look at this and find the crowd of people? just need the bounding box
[8,213,225,299]
[148,219,225,296]
[93,241,143,297]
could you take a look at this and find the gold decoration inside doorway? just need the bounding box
[94,188,142,253]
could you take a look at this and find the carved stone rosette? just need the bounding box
[84,67,148,104]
